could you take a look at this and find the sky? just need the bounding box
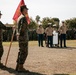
[0,0,76,24]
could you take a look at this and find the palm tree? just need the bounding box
[35,15,40,24]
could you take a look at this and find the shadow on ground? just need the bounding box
[0,66,45,75]
[54,74,69,75]
[53,46,76,50]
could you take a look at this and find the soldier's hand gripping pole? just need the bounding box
[5,28,15,66]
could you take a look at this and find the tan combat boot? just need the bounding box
[15,63,19,71]
[0,60,5,68]
[17,64,29,72]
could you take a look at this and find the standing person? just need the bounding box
[45,25,49,47]
[45,23,53,48]
[0,11,12,67]
[36,25,44,47]
[53,24,59,47]
[16,5,29,72]
[59,21,67,48]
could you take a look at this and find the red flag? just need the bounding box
[13,0,30,24]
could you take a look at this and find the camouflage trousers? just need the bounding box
[0,41,4,61]
[17,36,28,65]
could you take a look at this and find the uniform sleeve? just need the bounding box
[66,25,68,31]
[6,27,12,30]
[16,19,22,35]
[16,23,19,35]
[36,28,38,34]
[42,28,45,33]
[45,28,47,34]
[0,21,12,30]
[58,26,61,32]
[0,21,6,29]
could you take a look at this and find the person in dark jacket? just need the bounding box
[0,11,12,67]
[15,5,29,72]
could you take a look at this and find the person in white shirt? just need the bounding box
[45,23,53,47]
[36,25,44,47]
[59,21,67,48]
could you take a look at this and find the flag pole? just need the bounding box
[5,28,15,66]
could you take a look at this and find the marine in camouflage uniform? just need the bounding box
[16,5,29,72]
[0,11,12,65]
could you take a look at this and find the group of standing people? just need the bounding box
[36,22,67,48]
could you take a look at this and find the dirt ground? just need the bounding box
[0,42,76,75]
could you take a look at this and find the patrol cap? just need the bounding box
[53,24,56,27]
[48,23,52,27]
[48,23,52,25]
[0,11,2,15]
[20,5,28,12]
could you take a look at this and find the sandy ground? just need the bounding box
[0,42,76,75]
